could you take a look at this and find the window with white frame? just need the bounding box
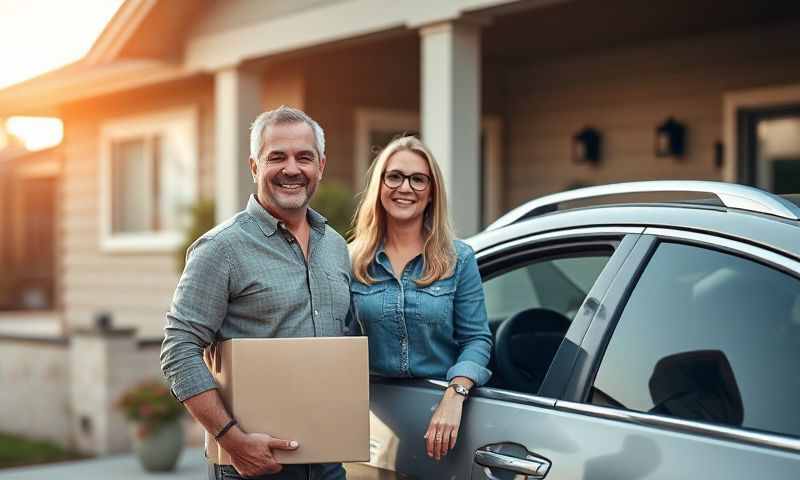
[100,108,198,252]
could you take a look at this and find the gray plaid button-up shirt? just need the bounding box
[160,195,351,402]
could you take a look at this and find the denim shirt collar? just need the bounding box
[374,240,426,278]
[246,194,328,237]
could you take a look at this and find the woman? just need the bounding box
[349,136,492,460]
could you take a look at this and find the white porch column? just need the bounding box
[214,67,263,222]
[420,21,482,236]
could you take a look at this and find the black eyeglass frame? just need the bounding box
[382,170,432,192]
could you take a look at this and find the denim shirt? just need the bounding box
[351,240,492,386]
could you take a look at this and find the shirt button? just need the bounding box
[314,310,319,316]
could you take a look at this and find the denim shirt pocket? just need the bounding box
[351,281,388,328]
[415,278,457,325]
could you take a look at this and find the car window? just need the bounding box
[483,252,612,394]
[484,255,610,321]
[592,242,800,438]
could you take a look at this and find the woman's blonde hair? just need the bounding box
[349,136,456,286]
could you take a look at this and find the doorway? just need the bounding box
[738,104,800,193]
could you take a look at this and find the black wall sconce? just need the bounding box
[573,127,602,165]
[655,117,686,158]
[714,141,724,169]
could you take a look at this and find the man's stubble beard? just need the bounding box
[266,181,317,211]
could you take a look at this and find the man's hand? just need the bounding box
[423,389,465,461]
[222,430,299,476]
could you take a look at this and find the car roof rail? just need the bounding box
[487,181,800,230]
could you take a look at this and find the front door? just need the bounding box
[738,104,800,193]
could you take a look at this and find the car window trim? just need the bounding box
[644,227,800,276]
[475,226,645,261]
[555,400,800,455]
[559,235,660,402]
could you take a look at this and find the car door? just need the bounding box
[364,227,645,479]
[548,229,800,479]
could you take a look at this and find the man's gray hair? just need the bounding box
[250,106,326,160]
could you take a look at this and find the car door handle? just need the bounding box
[474,449,551,478]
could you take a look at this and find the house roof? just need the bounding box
[0,0,205,116]
[0,59,193,116]
[0,144,59,164]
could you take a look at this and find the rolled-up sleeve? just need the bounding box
[446,246,493,386]
[160,235,232,402]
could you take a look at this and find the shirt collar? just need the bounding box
[246,194,328,237]
[375,240,393,272]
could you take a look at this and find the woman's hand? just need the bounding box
[424,388,465,460]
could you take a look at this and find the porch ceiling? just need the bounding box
[483,0,800,62]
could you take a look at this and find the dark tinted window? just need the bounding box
[484,252,611,394]
[592,242,800,438]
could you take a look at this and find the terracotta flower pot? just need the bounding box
[130,419,184,472]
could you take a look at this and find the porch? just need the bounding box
[206,0,800,237]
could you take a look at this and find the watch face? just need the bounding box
[452,384,469,396]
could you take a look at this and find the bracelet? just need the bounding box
[214,419,238,440]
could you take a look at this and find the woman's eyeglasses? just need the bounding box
[382,170,432,192]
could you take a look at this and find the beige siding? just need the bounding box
[504,20,800,209]
[304,36,420,189]
[60,76,214,338]
[191,0,346,37]
[249,32,508,197]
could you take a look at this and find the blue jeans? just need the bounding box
[209,463,346,480]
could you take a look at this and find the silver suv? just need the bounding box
[364,181,800,479]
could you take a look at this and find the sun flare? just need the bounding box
[0,0,123,151]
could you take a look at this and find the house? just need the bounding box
[0,0,799,453]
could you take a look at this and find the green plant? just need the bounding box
[0,432,87,469]
[176,199,216,274]
[115,380,184,439]
[310,181,356,238]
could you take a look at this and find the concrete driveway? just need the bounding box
[0,448,398,479]
[0,448,206,479]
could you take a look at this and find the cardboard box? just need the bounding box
[204,336,370,464]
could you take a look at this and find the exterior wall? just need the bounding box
[59,75,215,338]
[70,331,163,454]
[0,160,11,307]
[0,337,71,445]
[191,0,345,37]
[303,36,420,190]
[503,20,800,208]
[0,331,179,453]
[302,34,505,193]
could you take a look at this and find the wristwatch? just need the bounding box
[448,383,470,399]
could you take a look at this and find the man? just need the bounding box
[160,106,351,480]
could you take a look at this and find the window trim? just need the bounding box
[98,107,198,253]
[567,227,800,447]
